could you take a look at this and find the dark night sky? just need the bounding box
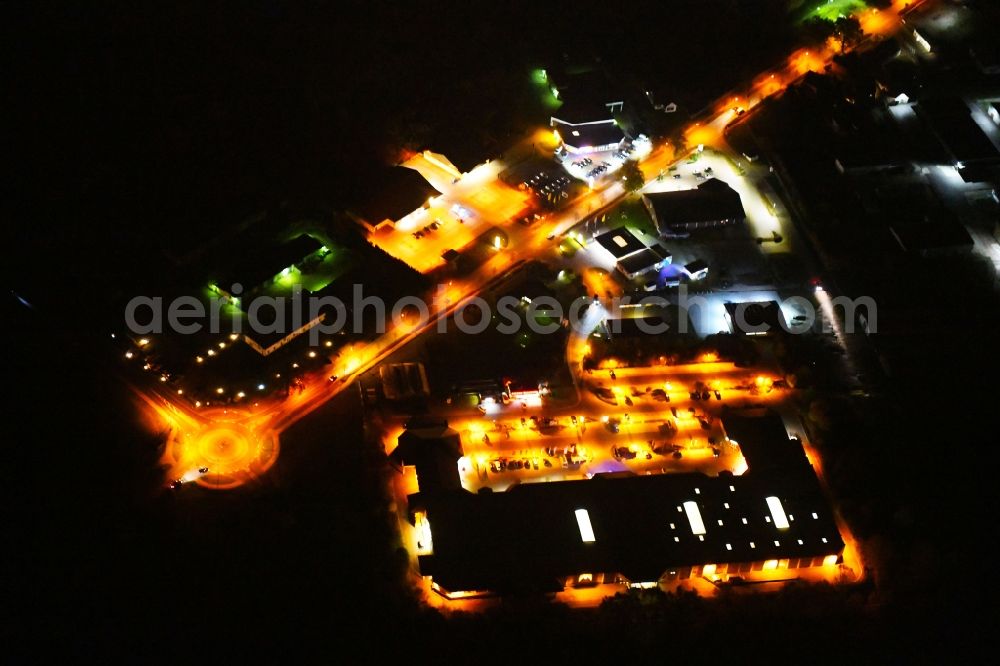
[6,0,794,305]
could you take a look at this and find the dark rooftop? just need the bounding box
[554,120,626,150]
[552,97,615,125]
[617,247,666,276]
[685,259,708,274]
[593,226,647,259]
[391,425,464,493]
[414,408,841,593]
[724,301,786,336]
[603,304,693,339]
[721,408,811,478]
[350,166,439,225]
[867,181,974,253]
[644,179,746,231]
[918,98,1000,165]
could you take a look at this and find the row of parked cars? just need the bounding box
[586,161,611,178]
[411,218,443,239]
[488,457,550,473]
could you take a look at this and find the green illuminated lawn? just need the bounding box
[804,0,868,22]
[530,67,562,111]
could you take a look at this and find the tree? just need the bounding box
[620,159,645,192]
[802,17,836,46]
[834,17,864,52]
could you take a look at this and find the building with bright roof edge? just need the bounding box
[398,410,845,598]
[593,227,671,279]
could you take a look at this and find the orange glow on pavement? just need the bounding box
[683,123,723,150]
[789,48,830,77]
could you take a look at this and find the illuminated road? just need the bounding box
[134,0,929,490]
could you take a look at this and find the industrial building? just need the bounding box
[643,179,746,233]
[397,410,844,597]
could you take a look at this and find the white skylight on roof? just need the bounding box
[612,235,627,248]
[766,496,790,530]
[683,501,706,535]
[575,509,596,543]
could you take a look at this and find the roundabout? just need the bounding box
[162,411,280,490]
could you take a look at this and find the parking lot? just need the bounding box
[389,360,796,494]
[370,159,531,274]
[558,135,652,186]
